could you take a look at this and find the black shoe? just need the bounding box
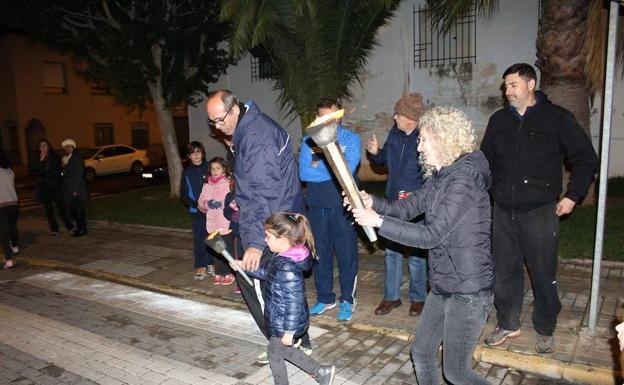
[71,230,87,237]
[315,365,335,385]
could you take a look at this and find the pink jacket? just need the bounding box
[198,176,231,234]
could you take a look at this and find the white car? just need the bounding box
[80,144,149,181]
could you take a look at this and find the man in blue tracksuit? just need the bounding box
[299,98,361,322]
[366,92,428,317]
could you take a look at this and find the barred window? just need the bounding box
[413,4,477,68]
[251,53,275,82]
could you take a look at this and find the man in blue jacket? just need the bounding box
[299,98,361,322]
[366,93,428,317]
[206,89,308,363]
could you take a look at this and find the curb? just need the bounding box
[16,256,621,385]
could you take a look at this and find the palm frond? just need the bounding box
[426,0,498,34]
[223,0,400,128]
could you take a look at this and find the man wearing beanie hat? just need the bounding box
[366,92,428,317]
[61,138,89,237]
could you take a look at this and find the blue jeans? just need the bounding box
[309,207,358,304]
[412,291,493,385]
[384,247,427,302]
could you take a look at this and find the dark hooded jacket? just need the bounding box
[367,124,424,200]
[247,248,314,338]
[481,91,598,211]
[62,152,89,203]
[233,101,305,250]
[373,151,494,295]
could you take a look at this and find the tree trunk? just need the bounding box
[149,83,183,197]
[149,42,182,197]
[536,0,596,204]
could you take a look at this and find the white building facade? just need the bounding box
[189,0,623,179]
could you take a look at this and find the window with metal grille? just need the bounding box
[131,122,149,148]
[93,123,115,146]
[250,53,275,82]
[413,4,477,68]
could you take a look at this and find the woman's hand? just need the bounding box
[343,190,373,210]
[351,207,383,228]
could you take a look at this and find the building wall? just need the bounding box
[0,34,163,170]
[188,0,624,178]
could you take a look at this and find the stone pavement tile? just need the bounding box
[0,303,239,385]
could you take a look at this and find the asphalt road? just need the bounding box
[16,173,157,210]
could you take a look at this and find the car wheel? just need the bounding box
[131,161,143,174]
[85,167,96,182]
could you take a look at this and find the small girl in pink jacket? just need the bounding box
[198,157,234,285]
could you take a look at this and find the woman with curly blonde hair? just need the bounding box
[350,106,494,385]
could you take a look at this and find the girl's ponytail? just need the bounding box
[264,212,317,259]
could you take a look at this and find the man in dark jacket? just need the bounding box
[481,63,598,353]
[366,93,427,317]
[206,89,308,362]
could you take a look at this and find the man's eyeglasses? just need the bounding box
[207,105,233,127]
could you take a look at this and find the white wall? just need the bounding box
[590,64,624,177]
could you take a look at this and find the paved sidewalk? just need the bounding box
[9,217,624,384]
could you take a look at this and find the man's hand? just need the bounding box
[281,332,294,346]
[556,197,576,216]
[242,247,263,271]
[343,190,373,210]
[351,207,383,228]
[366,134,379,155]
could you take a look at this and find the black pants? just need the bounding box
[492,202,561,336]
[43,197,73,232]
[66,197,87,233]
[236,272,312,348]
[0,205,19,260]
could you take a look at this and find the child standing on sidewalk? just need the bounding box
[179,142,214,280]
[198,157,234,285]
[237,212,335,385]
[223,177,243,293]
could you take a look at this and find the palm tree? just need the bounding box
[428,0,623,203]
[220,0,401,128]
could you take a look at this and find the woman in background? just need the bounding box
[0,151,19,269]
[36,139,73,236]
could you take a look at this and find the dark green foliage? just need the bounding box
[1,0,233,110]
[221,0,401,127]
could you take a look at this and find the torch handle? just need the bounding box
[221,249,254,286]
[323,143,378,242]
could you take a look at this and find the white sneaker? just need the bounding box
[11,246,19,254]
[256,351,269,364]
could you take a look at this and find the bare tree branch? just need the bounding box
[101,0,122,29]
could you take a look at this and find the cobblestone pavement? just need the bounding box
[0,268,575,385]
[4,216,623,382]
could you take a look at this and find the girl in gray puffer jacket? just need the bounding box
[238,212,335,385]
